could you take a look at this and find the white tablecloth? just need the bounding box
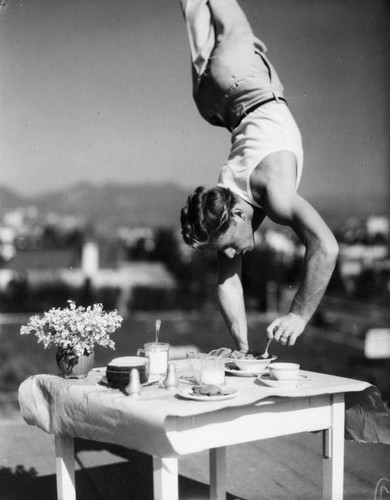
[18,361,390,457]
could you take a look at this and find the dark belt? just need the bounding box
[232,96,287,130]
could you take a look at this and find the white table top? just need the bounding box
[18,360,381,457]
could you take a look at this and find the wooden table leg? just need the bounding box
[210,447,226,500]
[322,393,345,500]
[153,456,179,500]
[55,435,76,500]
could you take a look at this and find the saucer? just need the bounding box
[257,373,310,388]
[99,375,160,388]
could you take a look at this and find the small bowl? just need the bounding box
[268,362,300,380]
[233,355,277,373]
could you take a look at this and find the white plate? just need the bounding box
[99,376,160,388]
[91,367,106,373]
[225,367,268,377]
[257,373,310,388]
[177,387,238,402]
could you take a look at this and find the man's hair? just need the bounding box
[180,186,237,248]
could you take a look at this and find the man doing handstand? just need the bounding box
[179,0,339,351]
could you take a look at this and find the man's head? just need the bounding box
[180,186,255,258]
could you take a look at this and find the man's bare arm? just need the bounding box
[217,253,249,351]
[262,183,339,346]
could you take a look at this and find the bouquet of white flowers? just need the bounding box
[20,300,123,357]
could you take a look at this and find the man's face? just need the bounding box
[212,215,255,259]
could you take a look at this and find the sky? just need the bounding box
[0,0,388,212]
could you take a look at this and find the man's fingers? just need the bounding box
[268,321,288,343]
[266,319,280,340]
[278,327,290,344]
[267,313,305,346]
[267,319,295,344]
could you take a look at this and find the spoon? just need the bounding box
[260,339,272,359]
[155,319,161,344]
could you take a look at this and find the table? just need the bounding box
[18,361,370,500]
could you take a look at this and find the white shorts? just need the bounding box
[218,101,304,209]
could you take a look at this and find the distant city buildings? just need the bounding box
[0,207,177,313]
[335,215,390,295]
[0,205,389,313]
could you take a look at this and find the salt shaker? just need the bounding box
[163,363,179,390]
[127,368,141,397]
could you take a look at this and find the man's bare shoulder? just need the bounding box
[250,150,298,204]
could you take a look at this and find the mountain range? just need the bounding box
[0,183,188,232]
[0,182,387,233]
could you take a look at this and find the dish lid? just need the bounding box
[107,356,147,367]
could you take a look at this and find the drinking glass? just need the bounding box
[186,352,225,385]
[137,342,170,378]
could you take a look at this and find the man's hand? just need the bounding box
[266,313,307,347]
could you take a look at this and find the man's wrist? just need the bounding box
[230,327,248,352]
[237,341,249,352]
[289,310,309,324]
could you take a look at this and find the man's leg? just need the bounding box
[207,0,267,72]
[179,0,266,78]
[208,0,254,39]
[179,0,215,78]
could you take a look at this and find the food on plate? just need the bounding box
[225,350,277,372]
[192,384,230,396]
[227,350,265,360]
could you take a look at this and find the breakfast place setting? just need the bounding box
[83,318,313,404]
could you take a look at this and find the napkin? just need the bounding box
[345,385,390,444]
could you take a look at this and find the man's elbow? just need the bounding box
[322,234,339,269]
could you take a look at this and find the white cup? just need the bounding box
[269,362,300,381]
